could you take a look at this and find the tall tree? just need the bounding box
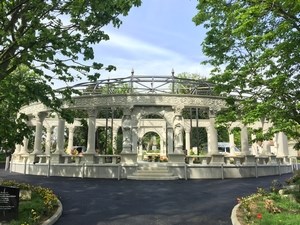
[0,65,67,149]
[0,0,141,82]
[0,0,141,148]
[193,0,300,148]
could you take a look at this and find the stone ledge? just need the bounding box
[231,203,241,225]
[42,199,63,225]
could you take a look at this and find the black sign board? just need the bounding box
[0,186,20,221]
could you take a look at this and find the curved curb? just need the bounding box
[231,203,241,225]
[42,199,63,225]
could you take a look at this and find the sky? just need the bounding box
[58,0,212,87]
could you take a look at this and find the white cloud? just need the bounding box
[94,31,212,78]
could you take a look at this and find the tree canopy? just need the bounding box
[193,0,300,148]
[0,0,141,82]
[0,0,141,149]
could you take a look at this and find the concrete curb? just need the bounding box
[42,199,63,225]
[231,203,241,225]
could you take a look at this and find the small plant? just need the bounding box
[285,170,300,185]
[270,179,283,193]
[264,199,281,214]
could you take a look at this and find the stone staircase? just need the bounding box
[127,163,179,180]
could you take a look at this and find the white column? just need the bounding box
[131,126,138,153]
[112,129,118,154]
[276,132,289,157]
[185,127,191,155]
[45,126,52,155]
[20,137,29,154]
[67,126,75,154]
[229,132,235,155]
[251,134,258,155]
[32,112,47,154]
[86,109,97,154]
[241,124,250,155]
[167,127,174,154]
[54,118,65,154]
[208,116,218,154]
[14,144,21,154]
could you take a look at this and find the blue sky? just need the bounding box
[57,0,211,87]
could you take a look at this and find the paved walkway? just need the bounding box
[0,167,292,225]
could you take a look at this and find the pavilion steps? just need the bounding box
[127,163,179,180]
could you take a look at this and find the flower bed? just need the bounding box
[0,180,59,225]
[236,171,300,225]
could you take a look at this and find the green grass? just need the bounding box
[0,180,59,225]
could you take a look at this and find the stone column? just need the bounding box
[112,128,118,154]
[168,107,186,162]
[28,112,47,163]
[185,127,191,155]
[276,132,289,163]
[208,115,218,154]
[45,126,52,155]
[55,118,65,154]
[208,109,223,165]
[241,125,250,155]
[131,126,138,153]
[32,112,47,154]
[173,115,184,154]
[67,126,75,154]
[12,144,22,162]
[167,127,174,154]
[120,108,137,163]
[229,132,235,155]
[82,109,97,164]
[241,124,256,165]
[251,134,258,155]
[20,137,29,154]
[14,144,21,154]
[51,117,66,164]
[121,114,132,153]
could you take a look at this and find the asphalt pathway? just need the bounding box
[0,167,292,225]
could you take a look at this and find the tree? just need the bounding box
[0,0,141,82]
[172,72,208,94]
[0,66,65,149]
[0,0,141,149]
[193,0,300,148]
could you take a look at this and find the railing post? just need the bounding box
[47,156,51,177]
[171,68,175,93]
[131,68,134,93]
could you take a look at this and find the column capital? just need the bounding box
[173,106,183,116]
[209,108,217,118]
[36,112,48,121]
[87,108,98,117]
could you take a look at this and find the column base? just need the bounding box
[120,153,137,164]
[174,146,184,154]
[51,153,64,164]
[168,153,185,163]
[243,155,256,165]
[82,153,96,164]
[12,153,25,163]
[27,154,40,164]
[209,154,224,165]
[268,155,277,165]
